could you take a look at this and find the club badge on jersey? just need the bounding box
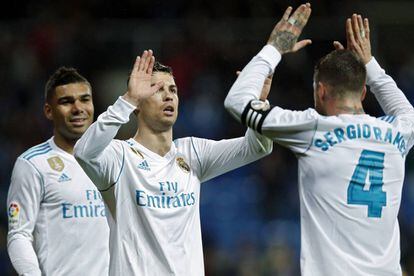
[176,157,190,173]
[47,156,65,171]
[241,100,272,133]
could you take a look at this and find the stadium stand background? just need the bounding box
[2,0,414,275]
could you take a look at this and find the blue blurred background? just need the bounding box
[2,0,414,275]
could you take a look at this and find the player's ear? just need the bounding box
[361,85,367,101]
[44,103,53,121]
[316,82,327,101]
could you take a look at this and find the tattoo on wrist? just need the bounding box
[269,30,297,53]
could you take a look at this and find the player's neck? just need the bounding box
[53,132,77,155]
[133,127,173,157]
[326,99,365,116]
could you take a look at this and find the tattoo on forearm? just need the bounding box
[269,30,298,53]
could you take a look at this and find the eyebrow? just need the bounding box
[57,93,92,103]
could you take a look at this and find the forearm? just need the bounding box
[200,129,272,182]
[8,237,41,276]
[366,57,414,116]
[74,96,135,161]
[224,45,281,121]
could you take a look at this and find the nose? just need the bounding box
[162,89,174,102]
[71,100,83,113]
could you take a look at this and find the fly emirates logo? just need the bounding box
[136,181,196,209]
[62,190,106,219]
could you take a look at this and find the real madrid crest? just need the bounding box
[47,156,65,172]
[176,157,190,173]
[130,147,144,159]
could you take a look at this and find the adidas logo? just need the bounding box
[137,160,150,171]
[58,173,72,182]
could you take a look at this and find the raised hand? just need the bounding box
[333,14,372,64]
[347,14,372,64]
[267,3,312,54]
[123,50,164,107]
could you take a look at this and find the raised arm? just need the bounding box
[224,3,312,127]
[7,159,42,276]
[74,50,163,191]
[191,128,272,183]
[336,14,414,117]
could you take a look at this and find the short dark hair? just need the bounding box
[45,67,90,102]
[153,61,173,75]
[314,50,366,97]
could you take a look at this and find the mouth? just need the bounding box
[69,117,88,127]
[163,106,175,117]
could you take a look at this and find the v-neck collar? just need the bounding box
[49,137,75,160]
[127,138,176,161]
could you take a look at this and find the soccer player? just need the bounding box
[224,3,414,276]
[73,50,273,275]
[7,67,109,276]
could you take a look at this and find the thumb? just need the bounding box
[292,39,312,52]
[333,41,345,50]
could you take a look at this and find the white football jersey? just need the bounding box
[225,45,414,275]
[74,97,272,276]
[7,138,110,276]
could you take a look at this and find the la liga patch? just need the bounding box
[8,202,20,227]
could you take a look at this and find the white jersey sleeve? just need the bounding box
[74,96,135,190]
[190,128,272,182]
[224,45,318,153]
[224,44,281,122]
[7,158,43,276]
[366,57,414,119]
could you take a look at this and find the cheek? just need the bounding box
[86,104,94,115]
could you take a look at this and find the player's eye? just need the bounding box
[80,96,91,102]
[58,99,72,105]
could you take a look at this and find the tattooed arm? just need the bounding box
[225,3,312,123]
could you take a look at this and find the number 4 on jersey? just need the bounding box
[347,150,386,218]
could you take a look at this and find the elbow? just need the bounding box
[224,93,243,122]
[224,93,233,111]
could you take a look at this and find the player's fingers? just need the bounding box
[292,39,312,52]
[282,6,293,21]
[333,41,345,50]
[150,81,164,94]
[147,56,155,75]
[364,18,370,40]
[345,18,352,47]
[357,15,364,34]
[236,71,241,76]
[138,50,148,71]
[346,18,358,47]
[143,50,153,71]
[352,14,363,42]
[302,3,312,27]
[348,18,364,55]
[290,3,307,21]
[132,56,141,76]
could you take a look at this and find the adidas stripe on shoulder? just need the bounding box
[241,100,272,133]
[22,142,52,160]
